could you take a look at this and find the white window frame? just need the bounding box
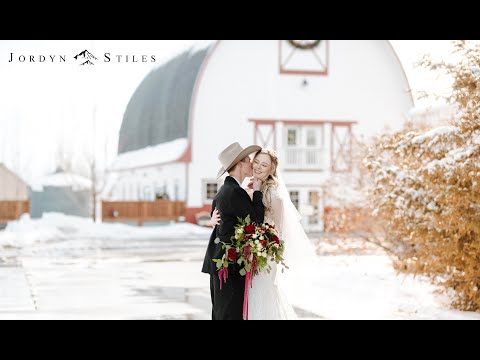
[203,179,219,203]
[284,125,325,170]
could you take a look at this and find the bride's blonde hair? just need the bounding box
[253,148,279,213]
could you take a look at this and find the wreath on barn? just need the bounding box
[287,40,322,50]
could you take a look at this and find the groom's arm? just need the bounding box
[251,191,265,224]
[231,187,265,224]
[210,199,217,217]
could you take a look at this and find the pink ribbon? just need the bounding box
[243,271,253,320]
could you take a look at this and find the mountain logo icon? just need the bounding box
[74,50,97,66]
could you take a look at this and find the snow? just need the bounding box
[1,213,479,319]
[0,212,211,248]
[411,126,460,145]
[286,255,480,320]
[424,145,478,174]
[473,132,480,145]
[30,172,92,192]
[109,138,188,171]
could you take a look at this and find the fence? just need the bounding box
[0,201,30,223]
[102,200,185,225]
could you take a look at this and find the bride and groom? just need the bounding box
[201,142,317,320]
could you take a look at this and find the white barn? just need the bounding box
[104,40,413,231]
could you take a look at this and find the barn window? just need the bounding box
[285,125,324,170]
[203,180,219,203]
[287,129,297,146]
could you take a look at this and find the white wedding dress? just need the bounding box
[247,188,298,320]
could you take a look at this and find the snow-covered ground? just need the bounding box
[0,213,479,320]
[0,213,212,247]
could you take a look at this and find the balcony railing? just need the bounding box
[284,148,325,170]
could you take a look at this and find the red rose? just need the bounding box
[228,248,238,261]
[244,224,255,234]
[260,240,267,248]
[272,235,280,244]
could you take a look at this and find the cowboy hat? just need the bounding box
[216,142,261,179]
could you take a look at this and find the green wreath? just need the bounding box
[287,40,321,50]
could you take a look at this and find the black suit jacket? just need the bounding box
[201,176,265,275]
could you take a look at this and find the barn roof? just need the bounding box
[118,45,212,154]
[0,163,26,185]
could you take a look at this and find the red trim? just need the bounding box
[280,69,329,76]
[250,118,357,126]
[251,121,277,149]
[177,142,191,162]
[282,120,329,125]
[185,204,212,224]
[331,123,354,173]
[279,40,329,76]
[248,119,276,125]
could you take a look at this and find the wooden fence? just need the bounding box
[102,200,185,225]
[0,201,30,223]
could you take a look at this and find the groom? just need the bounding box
[201,142,265,320]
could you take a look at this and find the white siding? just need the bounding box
[188,40,413,207]
[103,162,187,202]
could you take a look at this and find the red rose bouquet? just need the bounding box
[213,214,288,319]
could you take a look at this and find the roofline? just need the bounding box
[106,159,180,173]
[176,40,221,164]
[175,40,413,163]
[0,163,28,186]
[385,40,415,109]
[249,118,358,126]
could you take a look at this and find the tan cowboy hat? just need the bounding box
[216,142,262,179]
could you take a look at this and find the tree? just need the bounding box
[365,41,480,311]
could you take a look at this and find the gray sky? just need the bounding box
[0,40,459,183]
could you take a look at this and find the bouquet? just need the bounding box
[213,214,288,286]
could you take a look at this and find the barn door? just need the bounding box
[253,121,276,149]
[330,124,353,172]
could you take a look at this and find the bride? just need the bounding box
[211,148,317,320]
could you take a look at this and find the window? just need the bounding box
[284,125,325,170]
[205,182,218,201]
[287,129,297,146]
[307,129,316,146]
[289,191,299,210]
[308,191,320,225]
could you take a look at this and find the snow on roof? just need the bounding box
[110,137,188,171]
[30,172,92,192]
